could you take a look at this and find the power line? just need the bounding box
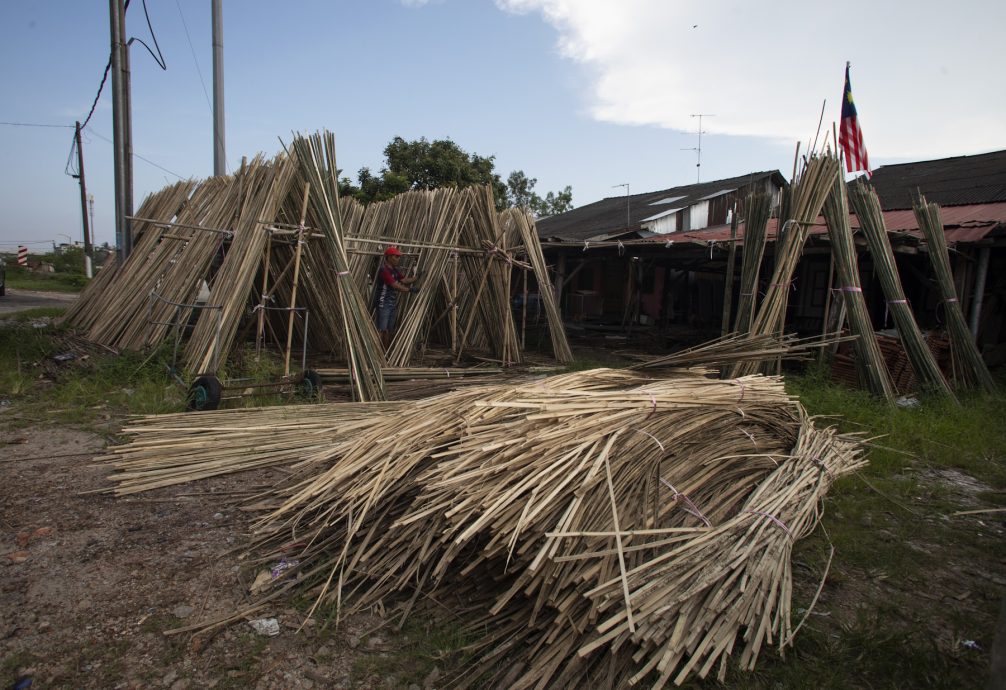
[175,0,212,112]
[85,126,185,180]
[0,121,73,129]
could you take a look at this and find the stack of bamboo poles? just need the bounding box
[849,184,956,399]
[820,174,896,401]
[732,155,840,376]
[502,206,574,363]
[104,368,865,687]
[94,177,240,351]
[455,185,524,365]
[913,196,997,393]
[62,132,572,385]
[732,192,773,335]
[287,132,387,401]
[185,156,298,373]
[58,181,197,335]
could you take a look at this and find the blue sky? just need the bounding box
[2,0,1004,252]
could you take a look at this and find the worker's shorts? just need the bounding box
[376,301,398,332]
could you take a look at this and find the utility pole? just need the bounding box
[613,183,630,230]
[74,121,94,278]
[690,113,714,183]
[109,0,132,261]
[211,0,226,176]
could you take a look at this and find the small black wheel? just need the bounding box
[299,370,323,399]
[186,375,222,411]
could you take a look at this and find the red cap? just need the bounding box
[384,246,403,257]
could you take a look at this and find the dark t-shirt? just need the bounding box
[375,263,403,309]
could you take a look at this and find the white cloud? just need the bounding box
[496,0,1006,159]
[400,0,435,7]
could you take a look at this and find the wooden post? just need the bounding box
[284,184,310,376]
[521,267,528,350]
[255,231,272,358]
[819,249,836,365]
[720,204,739,335]
[450,251,458,354]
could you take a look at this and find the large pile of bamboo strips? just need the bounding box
[849,184,955,399]
[104,368,864,687]
[913,196,997,394]
[821,174,896,401]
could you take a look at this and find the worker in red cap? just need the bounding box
[373,246,418,350]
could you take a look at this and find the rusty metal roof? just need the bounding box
[632,202,1006,246]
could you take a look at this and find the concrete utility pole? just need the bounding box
[212,0,226,176]
[74,121,94,278]
[109,0,133,261]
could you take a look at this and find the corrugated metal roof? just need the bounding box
[631,202,1006,245]
[535,170,786,241]
[866,149,1006,210]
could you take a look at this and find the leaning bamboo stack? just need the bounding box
[58,181,196,334]
[849,184,955,399]
[501,206,574,363]
[913,196,997,393]
[732,155,840,376]
[732,192,773,335]
[288,131,387,401]
[185,156,298,373]
[821,174,896,400]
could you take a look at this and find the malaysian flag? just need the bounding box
[839,62,871,177]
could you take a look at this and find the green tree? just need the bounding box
[342,136,573,214]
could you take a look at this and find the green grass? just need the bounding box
[5,266,88,292]
[0,319,313,431]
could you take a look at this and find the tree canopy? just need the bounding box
[338,136,573,217]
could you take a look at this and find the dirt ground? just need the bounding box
[0,424,428,690]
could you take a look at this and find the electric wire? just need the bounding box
[0,121,74,129]
[85,126,185,180]
[175,0,212,112]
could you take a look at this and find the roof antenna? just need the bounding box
[681,114,715,183]
[612,183,631,229]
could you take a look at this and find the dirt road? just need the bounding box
[0,288,78,315]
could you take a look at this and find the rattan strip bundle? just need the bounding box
[849,184,955,398]
[821,174,896,400]
[913,196,997,393]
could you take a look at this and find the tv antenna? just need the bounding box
[680,113,714,183]
[612,183,630,229]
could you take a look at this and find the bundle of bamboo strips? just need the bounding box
[185,156,298,372]
[820,174,896,400]
[732,192,772,335]
[631,332,850,372]
[732,155,840,376]
[849,184,955,399]
[58,181,197,334]
[287,131,387,401]
[913,196,997,393]
[501,206,574,363]
[99,401,403,495]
